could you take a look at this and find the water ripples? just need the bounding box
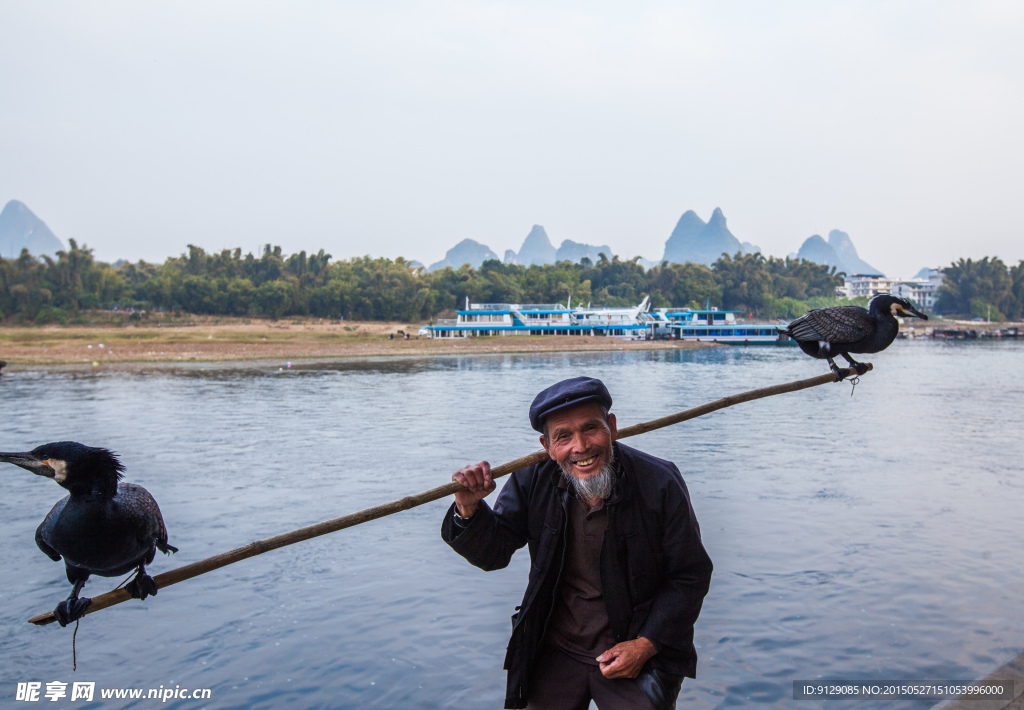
[0,340,1021,708]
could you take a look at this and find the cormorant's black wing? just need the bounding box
[35,496,69,562]
[786,306,875,343]
[115,482,177,554]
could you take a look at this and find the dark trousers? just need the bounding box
[525,645,657,710]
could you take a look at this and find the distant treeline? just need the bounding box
[934,257,1024,321]
[0,242,1021,323]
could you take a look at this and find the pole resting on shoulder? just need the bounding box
[27,364,871,626]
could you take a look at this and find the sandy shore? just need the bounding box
[0,320,714,367]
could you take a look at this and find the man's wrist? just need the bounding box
[454,502,478,520]
[635,636,658,657]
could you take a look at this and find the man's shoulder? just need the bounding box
[616,442,689,499]
[617,442,682,478]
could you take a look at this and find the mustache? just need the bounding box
[568,450,602,463]
[567,444,614,463]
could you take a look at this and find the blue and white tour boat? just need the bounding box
[422,298,789,344]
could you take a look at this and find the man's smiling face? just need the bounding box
[540,401,617,482]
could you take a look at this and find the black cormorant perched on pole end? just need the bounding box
[780,294,928,379]
[0,442,177,627]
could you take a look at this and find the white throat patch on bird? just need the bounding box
[46,459,68,484]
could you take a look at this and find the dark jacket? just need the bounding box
[441,442,713,709]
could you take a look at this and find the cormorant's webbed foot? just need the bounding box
[828,357,846,381]
[53,582,91,627]
[125,566,158,600]
[841,353,870,376]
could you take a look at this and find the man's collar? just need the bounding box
[608,447,626,505]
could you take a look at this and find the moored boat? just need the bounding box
[424,297,650,338]
[423,298,790,343]
[664,308,790,344]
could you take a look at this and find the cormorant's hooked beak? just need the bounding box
[0,452,55,478]
[898,305,928,320]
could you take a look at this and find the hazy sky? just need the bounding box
[2,1,1022,278]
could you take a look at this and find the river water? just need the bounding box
[0,340,1022,709]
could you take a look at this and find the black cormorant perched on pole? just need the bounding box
[0,442,177,626]
[780,294,928,379]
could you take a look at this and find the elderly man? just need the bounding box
[442,377,713,710]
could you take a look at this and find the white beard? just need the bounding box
[559,453,615,501]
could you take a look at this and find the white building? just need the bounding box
[845,274,897,299]
[892,269,944,311]
[844,269,944,310]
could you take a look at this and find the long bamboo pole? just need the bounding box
[28,364,869,626]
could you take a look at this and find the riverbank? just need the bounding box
[0,321,716,366]
[903,319,1024,336]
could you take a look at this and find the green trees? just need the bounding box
[0,244,846,322]
[255,281,293,319]
[1011,261,1024,321]
[0,241,130,323]
[712,253,775,313]
[3,241,1021,324]
[646,261,721,309]
[226,277,256,315]
[935,257,1019,320]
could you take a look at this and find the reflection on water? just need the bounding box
[0,341,1022,708]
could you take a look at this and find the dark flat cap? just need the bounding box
[529,376,613,432]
